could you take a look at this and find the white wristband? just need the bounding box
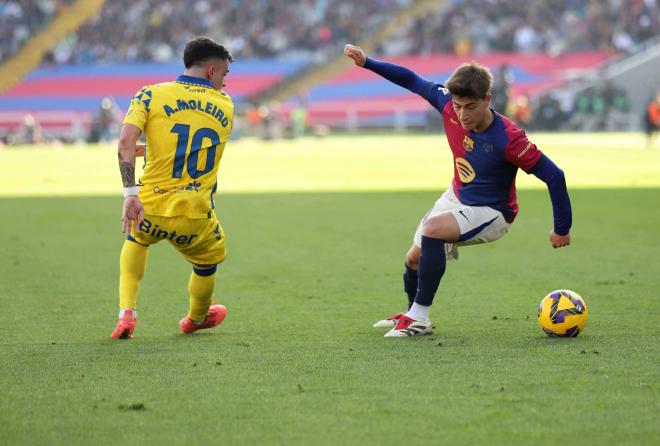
[123,186,140,197]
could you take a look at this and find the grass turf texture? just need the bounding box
[1,134,659,445]
[1,132,659,196]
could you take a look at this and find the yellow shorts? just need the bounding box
[129,212,227,265]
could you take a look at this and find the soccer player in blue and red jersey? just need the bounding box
[344,44,572,337]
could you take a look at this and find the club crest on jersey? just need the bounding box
[456,157,476,183]
[463,136,474,152]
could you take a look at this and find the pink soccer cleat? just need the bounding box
[179,304,227,334]
[111,309,137,339]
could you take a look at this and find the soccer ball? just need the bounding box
[538,290,588,337]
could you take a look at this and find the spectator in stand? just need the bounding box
[645,92,660,147]
[88,97,123,144]
[289,90,310,138]
[289,106,308,138]
[601,81,630,130]
[492,63,513,115]
[511,95,532,129]
[8,114,44,146]
[533,94,564,131]
[245,103,263,137]
[563,83,631,132]
[569,87,606,131]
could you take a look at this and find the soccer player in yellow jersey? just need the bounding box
[111,37,234,339]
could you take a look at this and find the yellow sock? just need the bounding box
[188,269,216,321]
[119,240,148,310]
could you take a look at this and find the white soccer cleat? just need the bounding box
[384,314,433,337]
[372,312,405,329]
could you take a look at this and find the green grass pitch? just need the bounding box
[0,133,659,445]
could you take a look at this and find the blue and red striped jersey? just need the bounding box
[363,56,571,233]
[426,83,541,222]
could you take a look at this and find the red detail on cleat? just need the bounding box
[393,314,415,330]
[387,312,405,321]
[179,304,227,334]
[110,309,137,340]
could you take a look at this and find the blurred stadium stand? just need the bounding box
[539,33,660,131]
[39,0,410,64]
[0,0,658,142]
[0,0,103,94]
[287,52,613,130]
[0,0,74,64]
[274,0,660,132]
[0,60,305,140]
[379,0,659,56]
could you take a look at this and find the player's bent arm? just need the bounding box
[117,123,144,233]
[530,154,572,237]
[117,123,141,188]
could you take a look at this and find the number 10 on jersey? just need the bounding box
[170,124,220,179]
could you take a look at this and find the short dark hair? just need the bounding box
[183,36,233,68]
[446,62,493,99]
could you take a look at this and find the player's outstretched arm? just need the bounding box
[343,43,435,103]
[117,123,144,234]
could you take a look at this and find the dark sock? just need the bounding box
[413,236,446,306]
[403,263,418,309]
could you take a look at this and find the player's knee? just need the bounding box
[405,256,418,270]
[422,215,459,241]
[421,218,444,238]
[405,248,420,269]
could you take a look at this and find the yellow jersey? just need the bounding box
[123,75,234,218]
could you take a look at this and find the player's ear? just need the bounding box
[484,93,492,106]
[206,64,215,80]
